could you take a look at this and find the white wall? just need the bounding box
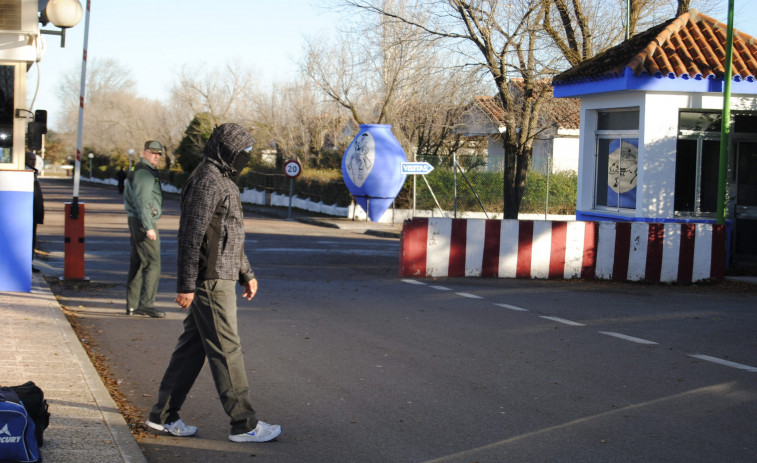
[639,93,689,218]
[486,135,505,172]
[552,136,579,172]
[487,133,578,174]
[575,90,757,220]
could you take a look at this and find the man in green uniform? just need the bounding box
[124,140,165,318]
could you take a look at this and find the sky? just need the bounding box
[30,0,341,130]
[28,1,757,131]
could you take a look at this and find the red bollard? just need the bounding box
[63,202,88,281]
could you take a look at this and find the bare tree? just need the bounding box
[252,80,351,168]
[676,0,692,16]
[305,0,486,175]
[57,58,180,160]
[543,0,721,69]
[343,0,564,218]
[170,63,259,130]
[302,14,430,127]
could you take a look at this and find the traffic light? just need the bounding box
[27,122,43,150]
[34,110,47,134]
[27,110,47,150]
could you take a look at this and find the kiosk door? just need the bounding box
[735,141,757,261]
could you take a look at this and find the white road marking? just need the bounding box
[688,354,757,372]
[599,331,658,345]
[493,303,529,312]
[540,316,585,326]
[455,292,484,299]
[401,283,753,375]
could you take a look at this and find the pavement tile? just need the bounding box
[0,273,147,463]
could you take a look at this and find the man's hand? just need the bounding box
[242,278,258,301]
[175,292,194,310]
[146,229,157,240]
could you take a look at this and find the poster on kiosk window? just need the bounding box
[606,138,638,209]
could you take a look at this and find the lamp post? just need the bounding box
[88,152,93,179]
[128,149,135,171]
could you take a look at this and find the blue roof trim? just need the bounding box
[576,210,733,225]
[554,67,757,98]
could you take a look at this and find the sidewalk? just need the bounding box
[0,272,147,463]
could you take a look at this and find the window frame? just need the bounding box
[592,108,640,212]
[675,110,722,218]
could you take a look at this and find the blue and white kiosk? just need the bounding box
[0,0,82,291]
[552,9,757,265]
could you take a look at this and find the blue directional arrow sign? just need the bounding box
[401,162,435,175]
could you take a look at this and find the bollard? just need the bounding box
[63,202,88,281]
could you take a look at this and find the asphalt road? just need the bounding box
[37,177,757,463]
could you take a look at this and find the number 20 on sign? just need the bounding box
[285,160,302,178]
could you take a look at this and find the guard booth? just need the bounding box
[0,0,83,291]
[552,9,757,267]
[0,2,40,292]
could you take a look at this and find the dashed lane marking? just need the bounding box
[599,331,658,345]
[455,292,484,299]
[400,279,752,374]
[540,316,585,327]
[493,303,529,312]
[688,354,757,372]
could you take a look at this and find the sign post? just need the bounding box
[402,162,435,217]
[284,159,302,220]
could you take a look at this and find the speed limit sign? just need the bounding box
[284,159,302,178]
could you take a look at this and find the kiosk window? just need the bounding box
[0,66,13,163]
[594,109,639,211]
[675,111,720,216]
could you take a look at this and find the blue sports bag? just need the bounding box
[0,387,39,463]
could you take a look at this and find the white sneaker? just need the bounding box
[146,419,198,437]
[229,421,281,442]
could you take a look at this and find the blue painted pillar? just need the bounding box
[0,170,33,292]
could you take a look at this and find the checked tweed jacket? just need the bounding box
[176,123,256,293]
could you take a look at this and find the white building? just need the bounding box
[459,93,581,174]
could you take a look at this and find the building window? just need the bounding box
[0,65,13,164]
[594,109,639,210]
[675,111,720,216]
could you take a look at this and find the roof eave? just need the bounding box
[553,67,757,98]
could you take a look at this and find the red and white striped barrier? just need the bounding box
[399,218,726,283]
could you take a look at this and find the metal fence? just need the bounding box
[240,159,578,218]
[410,155,577,217]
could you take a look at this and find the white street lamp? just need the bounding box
[40,0,84,48]
[88,152,94,179]
[128,149,135,171]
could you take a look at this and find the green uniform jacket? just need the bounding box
[124,159,163,230]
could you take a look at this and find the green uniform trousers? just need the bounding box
[126,216,161,311]
[148,279,258,435]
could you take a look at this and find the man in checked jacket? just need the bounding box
[146,123,281,443]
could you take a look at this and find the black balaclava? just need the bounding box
[232,149,252,177]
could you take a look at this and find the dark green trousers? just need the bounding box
[126,216,161,311]
[148,279,258,435]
